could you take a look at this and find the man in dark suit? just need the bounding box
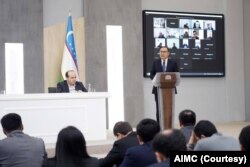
[178,109,196,143]
[150,46,179,122]
[57,70,88,93]
[120,119,160,167]
[148,129,186,167]
[0,113,47,167]
[99,121,139,167]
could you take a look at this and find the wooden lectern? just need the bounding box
[153,72,180,129]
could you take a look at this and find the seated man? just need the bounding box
[188,120,240,151]
[99,121,139,167]
[239,125,250,151]
[178,109,196,143]
[0,113,47,167]
[120,118,160,167]
[57,70,88,93]
[149,129,187,167]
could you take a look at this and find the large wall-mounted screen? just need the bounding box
[143,10,225,77]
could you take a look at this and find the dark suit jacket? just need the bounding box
[57,80,88,93]
[119,141,157,167]
[99,132,139,167]
[46,157,100,167]
[147,160,170,167]
[150,58,178,94]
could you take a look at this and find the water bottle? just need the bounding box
[88,83,91,92]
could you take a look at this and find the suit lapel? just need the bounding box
[64,81,70,92]
[166,59,172,72]
[75,82,79,91]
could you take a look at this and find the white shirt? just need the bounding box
[68,84,77,93]
[68,84,83,93]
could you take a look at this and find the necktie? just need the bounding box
[162,60,166,72]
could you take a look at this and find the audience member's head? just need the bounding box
[239,125,250,151]
[194,120,217,139]
[179,109,196,127]
[152,129,186,162]
[65,70,77,86]
[113,121,133,139]
[1,113,23,134]
[55,126,90,165]
[136,118,160,144]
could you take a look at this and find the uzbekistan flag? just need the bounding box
[61,13,79,81]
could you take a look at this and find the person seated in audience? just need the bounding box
[239,125,250,151]
[46,126,99,167]
[99,121,139,167]
[120,118,160,167]
[57,70,88,93]
[0,113,47,167]
[178,109,196,143]
[148,129,187,167]
[188,120,240,151]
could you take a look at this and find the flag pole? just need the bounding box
[69,9,72,16]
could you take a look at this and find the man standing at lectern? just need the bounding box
[150,46,178,122]
[57,70,88,93]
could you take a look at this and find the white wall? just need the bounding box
[43,0,84,27]
[142,0,245,124]
[243,0,250,120]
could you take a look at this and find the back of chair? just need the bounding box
[48,87,57,93]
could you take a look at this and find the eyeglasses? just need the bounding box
[160,51,168,53]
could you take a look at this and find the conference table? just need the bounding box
[0,92,109,144]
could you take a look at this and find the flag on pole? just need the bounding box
[61,13,79,81]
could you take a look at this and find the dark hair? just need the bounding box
[152,129,186,158]
[239,125,250,151]
[1,113,22,132]
[194,120,217,138]
[55,126,90,167]
[160,46,169,51]
[136,118,160,143]
[113,121,133,136]
[65,70,74,78]
[178,109,196,126]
